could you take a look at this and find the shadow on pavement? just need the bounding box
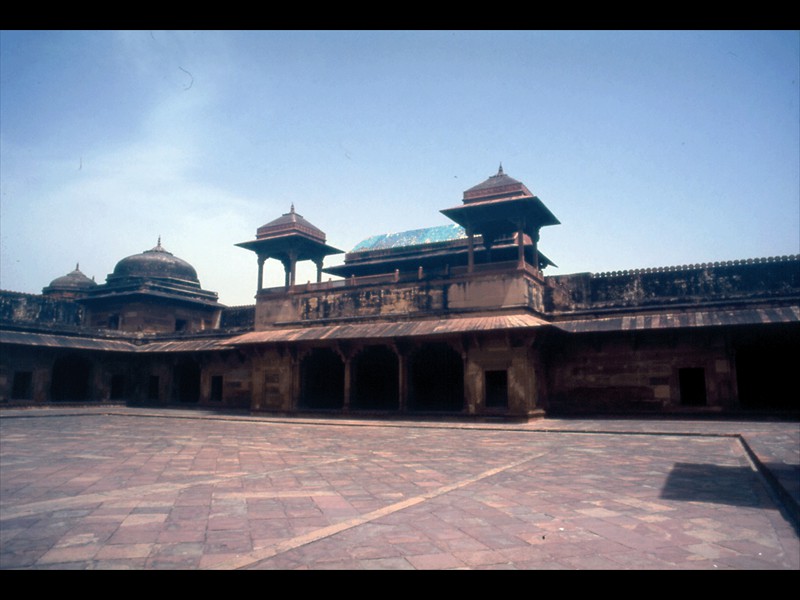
[660,462,765,508]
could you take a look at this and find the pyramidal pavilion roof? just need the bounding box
[256,205,327,244]
[462,164,534,204]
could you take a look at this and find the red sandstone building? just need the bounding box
[1,167,798,416]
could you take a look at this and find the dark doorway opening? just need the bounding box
[175,361,200,403]
[110,374,125,400]
[409,342,464,412]
[300,348,344,409]
[679,368,707,406]
[12,371,33,400]
[736,329,800,409]
[148,375,160,401]
[485,370,509,409]
[353,346,399,410]
[210,375,223,402]
[51,355,92,401]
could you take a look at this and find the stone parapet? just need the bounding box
[255,266,546,329]
[546,255,800,314]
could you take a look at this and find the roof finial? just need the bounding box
[75,262,80,271]
[498,163,504,175]
[152,235,165,253]
[290,203,295,213]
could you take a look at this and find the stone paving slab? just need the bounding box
[0,407,798,570]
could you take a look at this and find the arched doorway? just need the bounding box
[51,354,92,401]
[409,342,464,412]
[352,345,399,410]
[300,348,344,409]
[174,360,201,403]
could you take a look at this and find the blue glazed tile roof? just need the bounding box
[350,224,467,253]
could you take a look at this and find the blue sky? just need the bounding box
[1,30,798,306]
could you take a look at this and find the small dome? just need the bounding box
[111,238,199,283]
[44,263,97,294]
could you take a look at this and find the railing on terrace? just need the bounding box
[591,255,799,279]
[258,260,540,295]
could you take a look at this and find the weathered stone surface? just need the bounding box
[546,256,800,314]
[0,291,86,327]
[1,165,797,417]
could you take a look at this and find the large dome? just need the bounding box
[111,239,199,283]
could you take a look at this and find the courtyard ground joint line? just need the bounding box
[212,451,551,570]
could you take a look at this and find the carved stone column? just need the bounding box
[336,342,355,411]
[288,250,298,288]
[392,341,410,412]
[467,225,475,273]
[257,255,266,291]
[314,259,324,283]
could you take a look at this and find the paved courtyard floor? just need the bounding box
[1,406,798,570]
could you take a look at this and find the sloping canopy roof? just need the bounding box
[442,166,560,236]
[238,206,343,261]
[0,330,138,352]
[225,314,549,345]
[3,305,797,354]
[236,234,343,262]
[0,330,235,352]
[441,196,560,232]
[552,305,800,333]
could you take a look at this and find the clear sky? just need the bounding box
[1,30,798,307]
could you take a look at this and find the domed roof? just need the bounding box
[256,204,327,243]
[462,163,533,203]
[44,263,97,293]
[111,238,199,283]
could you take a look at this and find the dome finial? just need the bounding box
[290,203,295,214]
[75,262,80,271]
[498,163,504,175]
[150,236,168,254]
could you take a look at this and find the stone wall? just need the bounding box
[546,255,800,314]
[0,344,146,403]
[86,300,220,334]
[219,305,255,330]
[463,334,542,416]
[255,269,547,328]
[0,291,85,328]
[543,328,736,413]
[248,347,293,411]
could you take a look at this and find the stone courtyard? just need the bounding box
[1,407,798,570]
